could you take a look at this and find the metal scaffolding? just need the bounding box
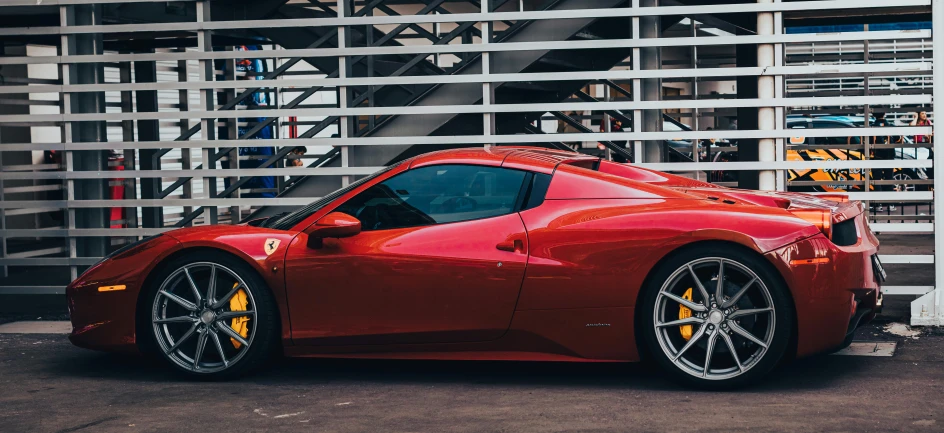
[0,0,939,324]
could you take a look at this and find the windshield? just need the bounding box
[264,162,402,230]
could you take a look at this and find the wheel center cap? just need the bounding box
[708,310,724,325]
[200,310,216,325]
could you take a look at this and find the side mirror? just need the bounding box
[305,212,361,249]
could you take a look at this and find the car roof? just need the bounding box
[787,117,857,126]
[409,146,599,174]
[787,115,866,124]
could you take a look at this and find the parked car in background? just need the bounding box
[706,115,929,192]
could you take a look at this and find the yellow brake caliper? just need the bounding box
[679,288,694,341]
[228,282,250,349]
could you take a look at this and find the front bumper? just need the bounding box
[67,234,180,353]
[765,212,882,358]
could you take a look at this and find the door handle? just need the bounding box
[496,239,524,253]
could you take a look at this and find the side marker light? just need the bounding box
[789,258,830,266]
[98,285,126,292]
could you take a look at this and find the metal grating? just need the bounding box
[0,0,939,323]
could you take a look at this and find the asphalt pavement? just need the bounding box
[0,233,937,432]
[0,321,941,433]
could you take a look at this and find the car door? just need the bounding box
[284,164,532,346]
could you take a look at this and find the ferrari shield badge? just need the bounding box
[263,238,281,256]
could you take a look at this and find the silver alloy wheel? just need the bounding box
[652,257,775,381]
[892,171,916,192]
[151,262,257,374]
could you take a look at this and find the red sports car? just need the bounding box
[67,147,883,388]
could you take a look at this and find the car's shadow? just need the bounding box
[51,347,872,393]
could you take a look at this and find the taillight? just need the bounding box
[789,209,832,239]
[817,193,849,203]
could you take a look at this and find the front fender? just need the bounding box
[162,226,300,345]
[67,234,181,352]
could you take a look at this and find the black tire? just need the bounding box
[639,243,794,390]
[139,250,279,380]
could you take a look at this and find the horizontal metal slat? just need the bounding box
[0,30,931,66]
[0,95,933,123]
[881,286,935,296]
[879,255,934,264]
[0,0,929,34]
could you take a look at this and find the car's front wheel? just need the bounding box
[640,245,793,389]
[143,251,278,379]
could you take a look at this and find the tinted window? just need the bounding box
[264,162,402,230]
[813,121,860,145]
[334,165,528,231]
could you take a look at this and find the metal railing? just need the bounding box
[0,0,939,324]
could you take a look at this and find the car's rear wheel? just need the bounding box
[640,245,793,389]
[891,169,917,192]
[143,251,278,379]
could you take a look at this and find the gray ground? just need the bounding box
[0,322,942,433]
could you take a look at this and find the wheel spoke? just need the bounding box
[687,264,711,305]
[714,259,725,306]
[183,268,202,306]
[217,310,255,321]
[209,329,229,367]
[656,316,705,328]
[160,290,197,311]
[217,322,249,348]
[673,324,707,361]
[206,264,217,306]
[722,277,757,309]
[721,331,744,372]
[728,321,768,349]
[703,330,719,378]
[661,291,707,312]
[154,315,197,324]
[165,323,198,355]
[729,307,772,319]
[211,284,245,310]
[193,330,208,369]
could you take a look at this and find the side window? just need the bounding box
[813,121,860,145]
[334,164,528,231]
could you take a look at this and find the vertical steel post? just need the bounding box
[58,5,77,281]
[134,58,161,229]
[338,0,351,187]
[222,54,239,224]
[757,0,776,191]
[197,0,217,224]
[912,1,944,325]
[0,130,5,279]
[691,18,700,178]
[863,25,871,202]
[631,0,643,162]
[639,0,662,163]
[774,6,786,191]
[482,0,495,138]
[118,59,138,233]
[178,48,193,226]
[932,0,944,323]
[63,4,107,264]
